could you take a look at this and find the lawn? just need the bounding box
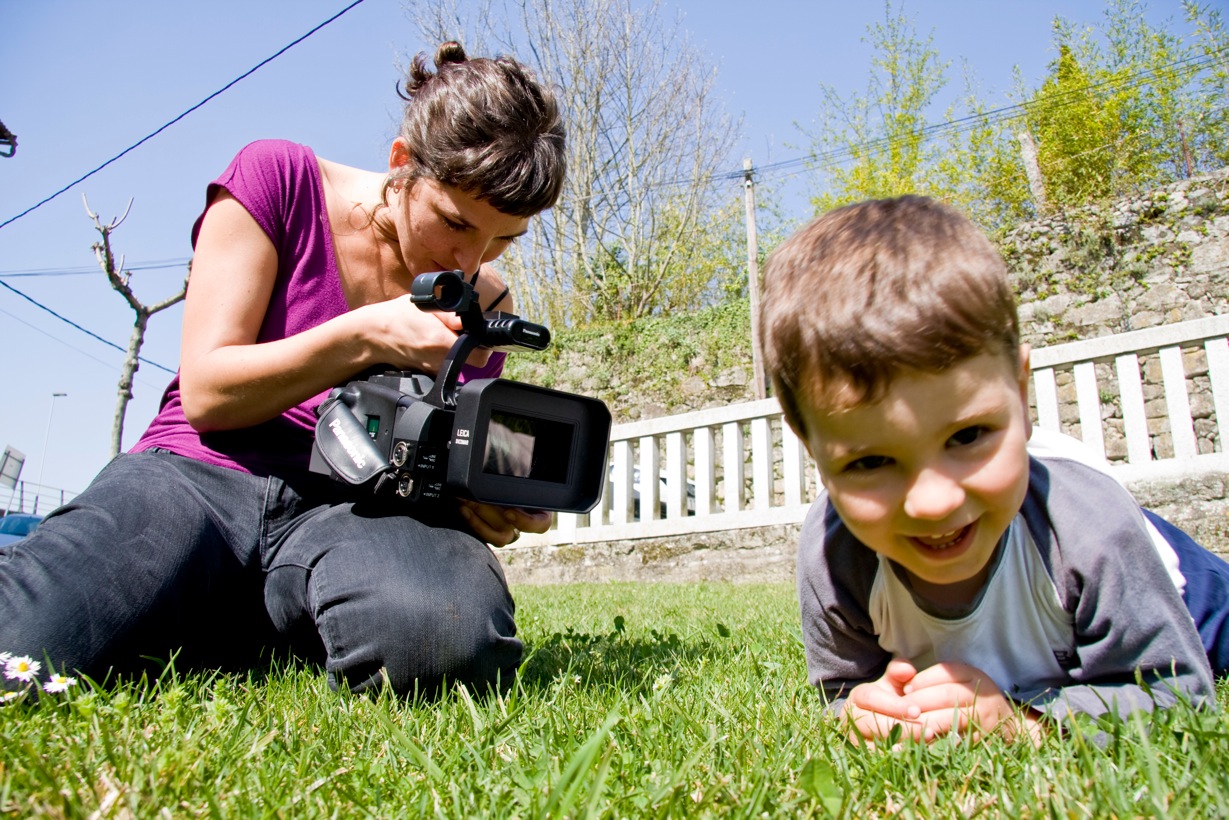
[1,581,1226,817]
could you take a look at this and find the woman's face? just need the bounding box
[396,176,529,278]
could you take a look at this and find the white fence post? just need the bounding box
[723,421,744,513]
[694,427,716,516]
[751,417,772,510]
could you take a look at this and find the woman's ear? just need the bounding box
[388,137,411,173]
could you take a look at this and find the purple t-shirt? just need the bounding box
[133,139,505,479]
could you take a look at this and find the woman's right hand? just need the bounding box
[352,293,493,375]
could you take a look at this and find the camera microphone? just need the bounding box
[481,314,551,351]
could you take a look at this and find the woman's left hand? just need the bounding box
[459,501,552,547]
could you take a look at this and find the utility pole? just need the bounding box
[743,158,767,401]
[1017,131,1049,214]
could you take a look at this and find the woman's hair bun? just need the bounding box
[435,41,467,66]
[400,40,469,100]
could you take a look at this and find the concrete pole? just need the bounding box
[1017,130,1049,214]
[743,158,767,401]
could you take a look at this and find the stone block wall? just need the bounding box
[1003,169,1229,346]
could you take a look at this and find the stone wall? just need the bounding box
[1003,169,1229,346]
[1002,170,1229,556]
[499,171,1229,585]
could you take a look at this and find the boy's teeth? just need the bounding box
[917,527,964,548]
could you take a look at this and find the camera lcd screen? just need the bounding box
[483,410,574,484]
[452,377,611,513]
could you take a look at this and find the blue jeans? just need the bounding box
[0,451,521,696]
[1143,509,1229,678]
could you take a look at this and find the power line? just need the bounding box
[693,47,1228,191]
[0,280,177,375]
[0,258,191,278]
[0,0,368,232]
[0,305,164,391]
[563,46,1225,210]
[750,49,1225,185]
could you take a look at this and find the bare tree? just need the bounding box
[83,196,188,457]
[409,0,740,326]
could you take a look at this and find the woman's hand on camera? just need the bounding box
[359,295,493,374]
[458,501,551,547]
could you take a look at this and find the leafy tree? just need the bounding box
[803,0,1226,230]
[1026,43,1124,205]
[933,85,1034,231]
[1023,0,1229,206]
[803,0,951,214]
[1182,0,1229,171]
[798,0,1032,233]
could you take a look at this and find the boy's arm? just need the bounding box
[1019,459,1216,720]
[797,499,891,710]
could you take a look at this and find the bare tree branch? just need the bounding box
[83,195,188,457]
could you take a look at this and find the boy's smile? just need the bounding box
[802,351,1032,606]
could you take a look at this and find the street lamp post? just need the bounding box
[35,392,67,514]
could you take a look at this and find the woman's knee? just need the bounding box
[323,574,522,697]
[269,508,524,697]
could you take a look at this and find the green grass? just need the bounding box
[1,582,1227,817]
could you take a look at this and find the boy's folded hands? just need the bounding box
[843,658,1044,746]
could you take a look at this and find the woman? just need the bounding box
[0,42,565,697]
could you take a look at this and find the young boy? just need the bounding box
[758,195,1229,744]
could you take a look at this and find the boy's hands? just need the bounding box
[843,660,1043,746]
[843,659,920,744]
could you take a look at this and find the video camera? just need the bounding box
[308,270,612,514]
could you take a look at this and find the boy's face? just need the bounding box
[801,351,1032,604]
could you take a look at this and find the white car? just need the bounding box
[607,465,696,520]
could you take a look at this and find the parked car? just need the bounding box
[607,465,696,520]
[0,513,42,546]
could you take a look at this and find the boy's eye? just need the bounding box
[844,455,893,472]
[443,217,468,232]
[947,426,986,447]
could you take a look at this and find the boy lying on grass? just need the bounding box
[758,195,1229,744]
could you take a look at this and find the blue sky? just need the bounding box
[0,0,1183,498]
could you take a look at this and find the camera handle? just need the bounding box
[421,331,482,411]
[408,270,489,412]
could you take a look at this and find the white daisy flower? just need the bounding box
[43,674,76,694]
[4,656,40,682]
[1,690,26,703]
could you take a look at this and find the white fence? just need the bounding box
[518,315,1229,548]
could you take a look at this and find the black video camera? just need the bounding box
[308,270,612,513]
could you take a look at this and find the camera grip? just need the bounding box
[313,396,389,485]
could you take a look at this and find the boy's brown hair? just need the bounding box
[759,195,1020,439]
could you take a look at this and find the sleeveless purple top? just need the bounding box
[133,140,505,479]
